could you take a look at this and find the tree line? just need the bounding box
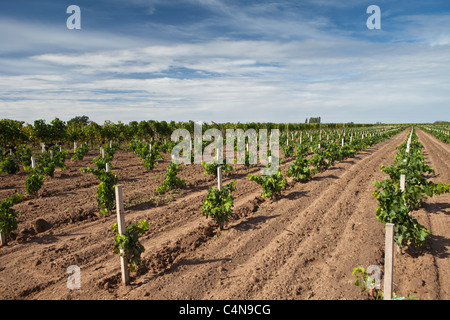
[0,116,381,154]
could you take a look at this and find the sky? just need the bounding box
[0,0,449,125]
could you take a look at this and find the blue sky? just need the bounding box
[0,0,449,125]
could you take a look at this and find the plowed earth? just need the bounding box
[0,128,448,300]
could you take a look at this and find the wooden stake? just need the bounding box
[400,174,405,192]
[0,232,5,246]
[106,163,110,173]
[115,185,130,286]
[384,223,395,300]
[217,166,222,191]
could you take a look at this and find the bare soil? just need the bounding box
[0,127,448,300]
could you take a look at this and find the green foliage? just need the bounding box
[201,160,234,176]
[32,118,66,146]
[352,265,419,300]
[236,149,257,169]
[287,154,314,182]
[71,144,89,161]
[111,219,149,272]
[340,144,356,159]
[352,266,382,300]
[97,171,119,216]
[0,119,28,151]
[373,128,449,247]
[156,162,186,194]
[248,167,287,199]
[35,153,57,178]
[373,179,430,247]
[142,148,164,170]
[323,141,341,166]
[25,169,45,198]
[0,194,22,236]
[0,155,20,174]
[16,145,33,170]
[202,181,236,230]
[49,146,69,170]
[281,142,294,157]
[103,142,119,159]
[310,151,329,173]
[81,156,119,216]
[129,139,164,170]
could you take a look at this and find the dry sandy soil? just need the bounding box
[0,127,448,301]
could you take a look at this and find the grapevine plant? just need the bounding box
[129,139,164,170]
[71,143,89,161]
[23,148,68,197]
[111,219,149,272]
[156,162,186,194]
[0,155,20,175]
[248,166,287,199]
[16,145,33,170]
[0,194,22,243]
[201,160,234,177]
[373,128,450,247]
[81,153,118,216]
[202,181,236,230]
[287,153,314,182]
[238,150,257,169]
[25,169,44,198]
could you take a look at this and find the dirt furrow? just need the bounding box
[203,130,408,300]
[0,148,299,299]
[412,129,450,299]
[115,130,409,300]
[1,130,420,300]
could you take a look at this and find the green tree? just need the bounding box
[0,119,28,155]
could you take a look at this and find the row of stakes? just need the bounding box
[383,127,413,300]
[1,131,412,294]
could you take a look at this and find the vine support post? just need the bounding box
[217,166,222,191]
[383,223,395,300]
[400,174,406,192]
[106,163,110,173]
[0,232,5,246]
[115,185,130,286]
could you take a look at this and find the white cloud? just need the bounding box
[1,2,449,124]
[0,18,148,55]
[2,35,449,124]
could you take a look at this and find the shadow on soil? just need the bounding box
[232,214,280,232]
[405,234,450,260]
[422,202,450,216]
[313,174,339,182]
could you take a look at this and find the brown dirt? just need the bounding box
[0,127,448,300]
